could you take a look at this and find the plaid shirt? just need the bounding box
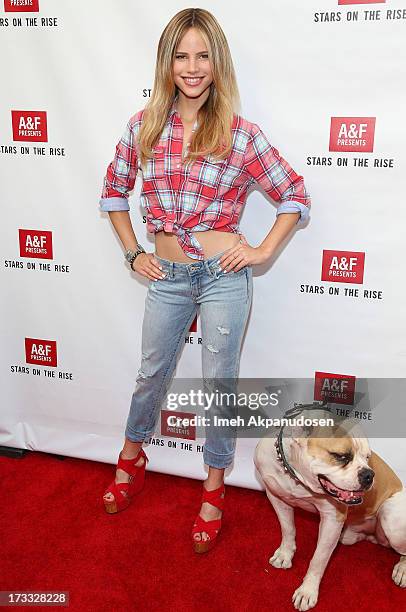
[99,97,311,260]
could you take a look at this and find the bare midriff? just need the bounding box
[155,229,240,262]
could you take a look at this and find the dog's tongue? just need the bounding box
[339,488,358,502]
[321,476,365,502]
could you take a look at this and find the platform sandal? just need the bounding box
[192,482,225,553]
[103,448,149,514]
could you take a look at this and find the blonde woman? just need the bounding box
[100,7,311,553]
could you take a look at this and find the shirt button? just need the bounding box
[176,164,180,168]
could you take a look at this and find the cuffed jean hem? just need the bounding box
[124,426,153,443]
[203,446,235,469]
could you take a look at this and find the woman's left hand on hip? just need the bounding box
[219,235,271,272]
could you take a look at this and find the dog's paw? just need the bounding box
[340,526,367,545]
[392,558,406,588]
[269,545,296,569]
[292,582,319,611]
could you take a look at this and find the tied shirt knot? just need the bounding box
[149,215,206,260]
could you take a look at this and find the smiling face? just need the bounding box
[288,415,375,506]
[299,433,374,505]
[310,437,374,505]
[172,27,213,101]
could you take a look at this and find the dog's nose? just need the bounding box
[358,467,374,488]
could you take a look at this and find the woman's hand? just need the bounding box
[131,252,166,281]
[219,235,271,272]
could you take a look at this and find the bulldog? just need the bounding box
[254,403,406,611]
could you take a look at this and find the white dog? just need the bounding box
[254,403,406,611]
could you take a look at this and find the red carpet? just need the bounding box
[0,450,403,611]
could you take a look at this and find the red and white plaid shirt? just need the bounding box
[100,96,311,260]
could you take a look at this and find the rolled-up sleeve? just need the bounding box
[99,118,138,212]
[243,122,311,224]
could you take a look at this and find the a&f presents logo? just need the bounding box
[11,110,48,142]
[25,338,57,367]
[314,371,356,405]
[19,229,53,259]
[321,250,365,284]
[329,117,375,152]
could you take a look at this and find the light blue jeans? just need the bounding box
[124,249,253,468]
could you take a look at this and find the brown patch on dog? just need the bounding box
[302,427,402,522]
[335,501,349,522]
[306,431,361,522]
[345,451,403,523]
[307,431,355,466]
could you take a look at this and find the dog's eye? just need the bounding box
[330,452,352,464]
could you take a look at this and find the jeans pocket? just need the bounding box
[158,265,175,281]
[210,260,226,280]
[229,264,250,276]
[148,266,173,290]
[210,259,249,280]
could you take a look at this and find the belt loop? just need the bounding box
[207,258,219,278]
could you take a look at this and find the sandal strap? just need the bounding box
[192,514,222,538]
[107,480,130,503]
[117,448,148,477]
[201,483,225,511]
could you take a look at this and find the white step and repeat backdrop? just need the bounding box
[1,1,406,488]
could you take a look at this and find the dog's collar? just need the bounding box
[274,401,331,485]
[274,433,302,482]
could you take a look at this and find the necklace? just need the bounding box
[182,142,190,160]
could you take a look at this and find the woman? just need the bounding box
[100,8,311,553]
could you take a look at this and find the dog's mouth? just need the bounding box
[318,475,366,505]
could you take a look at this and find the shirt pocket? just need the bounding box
[140,160,162,208]
[189,157,227,188]
[142,144,167,180]
[187,157,228,202]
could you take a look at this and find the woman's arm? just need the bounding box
[219,121,310,271]
[258,211,300,259]
[223,212,300,272]
[108,210,140,252]
[99,117,163,280]
[99,118,137,214]
[107,210,163,280]
[243,122,311,226]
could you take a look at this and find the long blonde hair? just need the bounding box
[138,7,241,170]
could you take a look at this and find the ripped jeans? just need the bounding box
[124,249,253,469]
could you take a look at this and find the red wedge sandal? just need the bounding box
[103,447,149,514]
[192,482,225,553]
